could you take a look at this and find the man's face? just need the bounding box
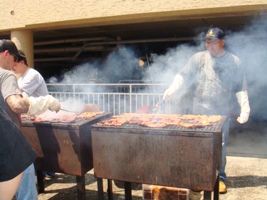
[12,60,24,74]
[206,39,225,57]
[1,51,18,70]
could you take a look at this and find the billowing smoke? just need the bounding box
[225,15,267,120]
[141,43,205,84]
[59,62,100,83]
[48,46,140,84]
[101,46,140,83]
[140,14,267,119]
[47,14,266,119]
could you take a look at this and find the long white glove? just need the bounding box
[163,74,184,100]
[236,90,250,124]
[27,95,61,115]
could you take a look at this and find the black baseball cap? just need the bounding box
[0,39,25,61]
[205,28,225,40]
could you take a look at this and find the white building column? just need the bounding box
[11,29,34,67]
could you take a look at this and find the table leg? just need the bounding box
[203,191,211,200]
[124,182,132,200]
[36,170,44,193]
[97,178,104,200]
[76,175,86,200]
[107,179,113,200]
[213,175,219,200]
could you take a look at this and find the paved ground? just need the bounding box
[37,122,267,200]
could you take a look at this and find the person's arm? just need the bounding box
[6,94,61,115]
[6,94,30,114]
[162,52,199,100]
[163,74,184,100]
[233,59,250,124]
[235,90,250,124]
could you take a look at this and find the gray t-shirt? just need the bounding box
[178,50,246,115]
[0,68,22,127]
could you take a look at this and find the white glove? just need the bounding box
[236,90,250,124]
[27,95,61,115]
[163,74,184,100]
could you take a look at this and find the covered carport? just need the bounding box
[0,1,266,74]
[0,0,267,120]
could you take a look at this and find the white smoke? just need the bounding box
[225,15,267,120]
[47,13,267,119]
[141,42,205,84]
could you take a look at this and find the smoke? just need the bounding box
[225,14,267,120]
[101,46,140,83]
[47,13,267,119]
[140,14,267,118]
[141,42,205,84]
[48,46,140,84]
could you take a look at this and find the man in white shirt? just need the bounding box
[12,50,56,199]
[12,50,49,98]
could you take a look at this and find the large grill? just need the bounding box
[91,114,227,199]
[21,112,111,200]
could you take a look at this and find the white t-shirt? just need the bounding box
[18,68,49,97]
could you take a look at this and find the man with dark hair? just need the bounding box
[13,49,56,181]
[163,28,250,200]
[0,39,61,200]
[13,50,49,98]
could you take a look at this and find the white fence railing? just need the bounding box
[47,83,180,115]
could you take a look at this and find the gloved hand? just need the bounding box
[237,112,249,124]
[163,74,184,100]
[236,90,250,124]
[48,97,61,113]
[27,95,61,115]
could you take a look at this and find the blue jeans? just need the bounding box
[16,163,38,200]
[192,102,230,182]
[219,118,229,182]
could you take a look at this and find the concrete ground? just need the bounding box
[37,122,267,200]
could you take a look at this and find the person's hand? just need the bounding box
[48,97,61,113]
[162,74,184,100]
[27,95,61,115]
[236,90,250,124]
[163,87,176,100]
[237,112,249,124]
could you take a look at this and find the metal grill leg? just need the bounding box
[203,191,211,200]
[124,182,132,200]
[76,175,86,200]
[107,179,113,200]
[36,170,44,193]
[213,175,220,200]
[97,178,104,200]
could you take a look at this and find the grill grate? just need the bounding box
[22,113,112,127]
[94,117,226,133]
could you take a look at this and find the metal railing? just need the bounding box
[47,83,179,115]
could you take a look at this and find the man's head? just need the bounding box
[17,50,28,66]
[0,39,21,70]
[205,27,226,57]
[12,50,29,75]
